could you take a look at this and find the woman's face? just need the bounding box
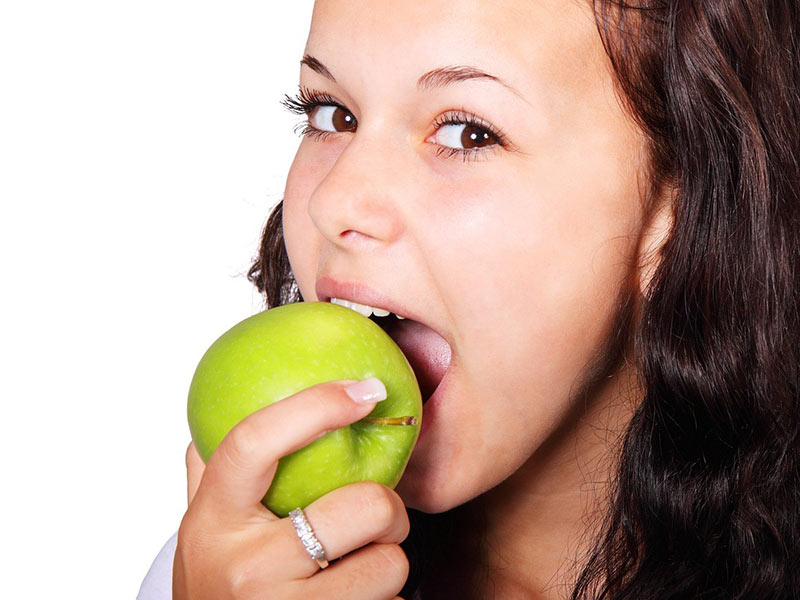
[283,0,652,513]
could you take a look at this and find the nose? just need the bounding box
[306,131,405,249]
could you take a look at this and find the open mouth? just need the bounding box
[368,312,452,404]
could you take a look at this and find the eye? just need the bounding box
[429,121,498,151]
[427,110,508,162]
[281,86,357,141]
[310,104,356,133]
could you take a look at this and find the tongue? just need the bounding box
[381,319,451,401]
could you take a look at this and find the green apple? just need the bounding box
[187,300,422,516]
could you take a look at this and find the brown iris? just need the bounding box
[318,106,356,132]
[461,124,495,149]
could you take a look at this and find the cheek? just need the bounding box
[424,150,642,404]
[281,147,329,300]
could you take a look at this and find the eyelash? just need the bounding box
[280,86,509,163]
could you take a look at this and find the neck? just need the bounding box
[475,363,639,599]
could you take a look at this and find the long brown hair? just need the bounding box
[248,1,800,597]
[573,1,800,597]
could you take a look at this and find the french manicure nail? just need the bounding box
[345,377,387,404]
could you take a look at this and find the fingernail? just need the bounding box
[345,377,387,404]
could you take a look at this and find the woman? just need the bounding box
[143,0,800,598]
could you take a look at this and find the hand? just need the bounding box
[174,380,411,600]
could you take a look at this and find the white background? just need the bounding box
[1,1,315,596]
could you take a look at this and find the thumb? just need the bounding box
[185,442,205,506]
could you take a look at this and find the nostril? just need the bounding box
[341,229,370,240]
[339,229,382,247]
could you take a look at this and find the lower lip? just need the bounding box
[418,365,451,440]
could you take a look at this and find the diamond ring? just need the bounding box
[288,507,330,569]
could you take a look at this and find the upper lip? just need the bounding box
[316,275,415,320]
[315,275,450,343]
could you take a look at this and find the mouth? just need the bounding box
[366,312,451,404]
[314,278,452,404]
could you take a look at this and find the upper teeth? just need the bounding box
[330,297,405,319]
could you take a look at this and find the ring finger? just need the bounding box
[275,480,410,580]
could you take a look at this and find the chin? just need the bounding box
[396,483,457,514]
[395,460,479,514]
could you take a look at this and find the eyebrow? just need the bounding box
[300,54,524,98]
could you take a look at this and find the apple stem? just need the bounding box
[361,416,419,426]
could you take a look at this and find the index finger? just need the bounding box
[193,378,385,518]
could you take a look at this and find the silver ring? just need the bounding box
[288,508,329,569]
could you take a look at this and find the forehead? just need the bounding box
[306,0,605,102]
